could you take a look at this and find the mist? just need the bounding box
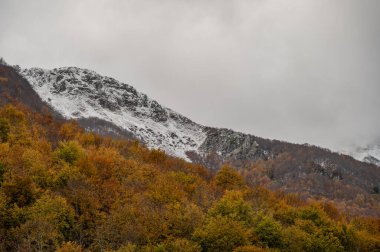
[1,0,379,151]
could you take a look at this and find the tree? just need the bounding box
[0,103,379,251]
[215,165,244,191]
[14,219,61,252]
[0,162,5,184]
[56,241,83,252]
[27,194,75,239]
[310,231,344,252]
[2,176,38,207]
[233,245,275,252]
[55,141,84,165]
[208,190,254,226]
[159,238,202,252]
[193,216,251,252]
[113,243,138,252]
[298,205,328,227]
[59,121,83,141]
[253,215,282,248]
[281,226,312,252]
[0,118,10,143]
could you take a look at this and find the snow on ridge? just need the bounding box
[341,144,380,166]
[351,145,380,166]
[20,66,206,161]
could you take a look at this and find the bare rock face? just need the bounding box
[148,100,168,122]
[200,128,268,160]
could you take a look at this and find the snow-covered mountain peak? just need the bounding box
[349,144,380,166]
[20,67,206,160]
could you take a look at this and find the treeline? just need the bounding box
[0,104,379,252]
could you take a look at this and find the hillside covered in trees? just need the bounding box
[1,64,380,221]
[0,104,379,252]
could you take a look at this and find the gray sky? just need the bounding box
[1,0,380,150]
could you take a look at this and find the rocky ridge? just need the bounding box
[20,67,208,161]
[18,66,273,165]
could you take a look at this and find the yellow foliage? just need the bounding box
[233,245,276,252]
[56,241,83,252]
[59,121,83,140]
[215,165,245,191]
[0,104,379,251]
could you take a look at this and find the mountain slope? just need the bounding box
[18,66,274,165]
[1,63,379,215]
[20,67,206,161]
[0,65,59,117]
[1,103,379,251]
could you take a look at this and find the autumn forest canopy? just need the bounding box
[0,104,379,252]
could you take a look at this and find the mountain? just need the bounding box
[19,66,206,161]
[1,63,379,215]
[18,66,271,166]
[348,145,380,166]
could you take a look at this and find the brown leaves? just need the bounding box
[0,104,379,251]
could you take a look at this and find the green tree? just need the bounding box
[281,226,312,252]
[310,231,344,252]
[298,205,328,227]
[193,215,251,252]
[208,190,254,226]
[27,193,75,239]
[253,215,282,248]
[55,141,84,165]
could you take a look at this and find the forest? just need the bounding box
[0,103,379,252]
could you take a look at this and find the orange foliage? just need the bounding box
[0,104,379,252]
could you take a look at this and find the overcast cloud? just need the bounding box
[1,0,379,151]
